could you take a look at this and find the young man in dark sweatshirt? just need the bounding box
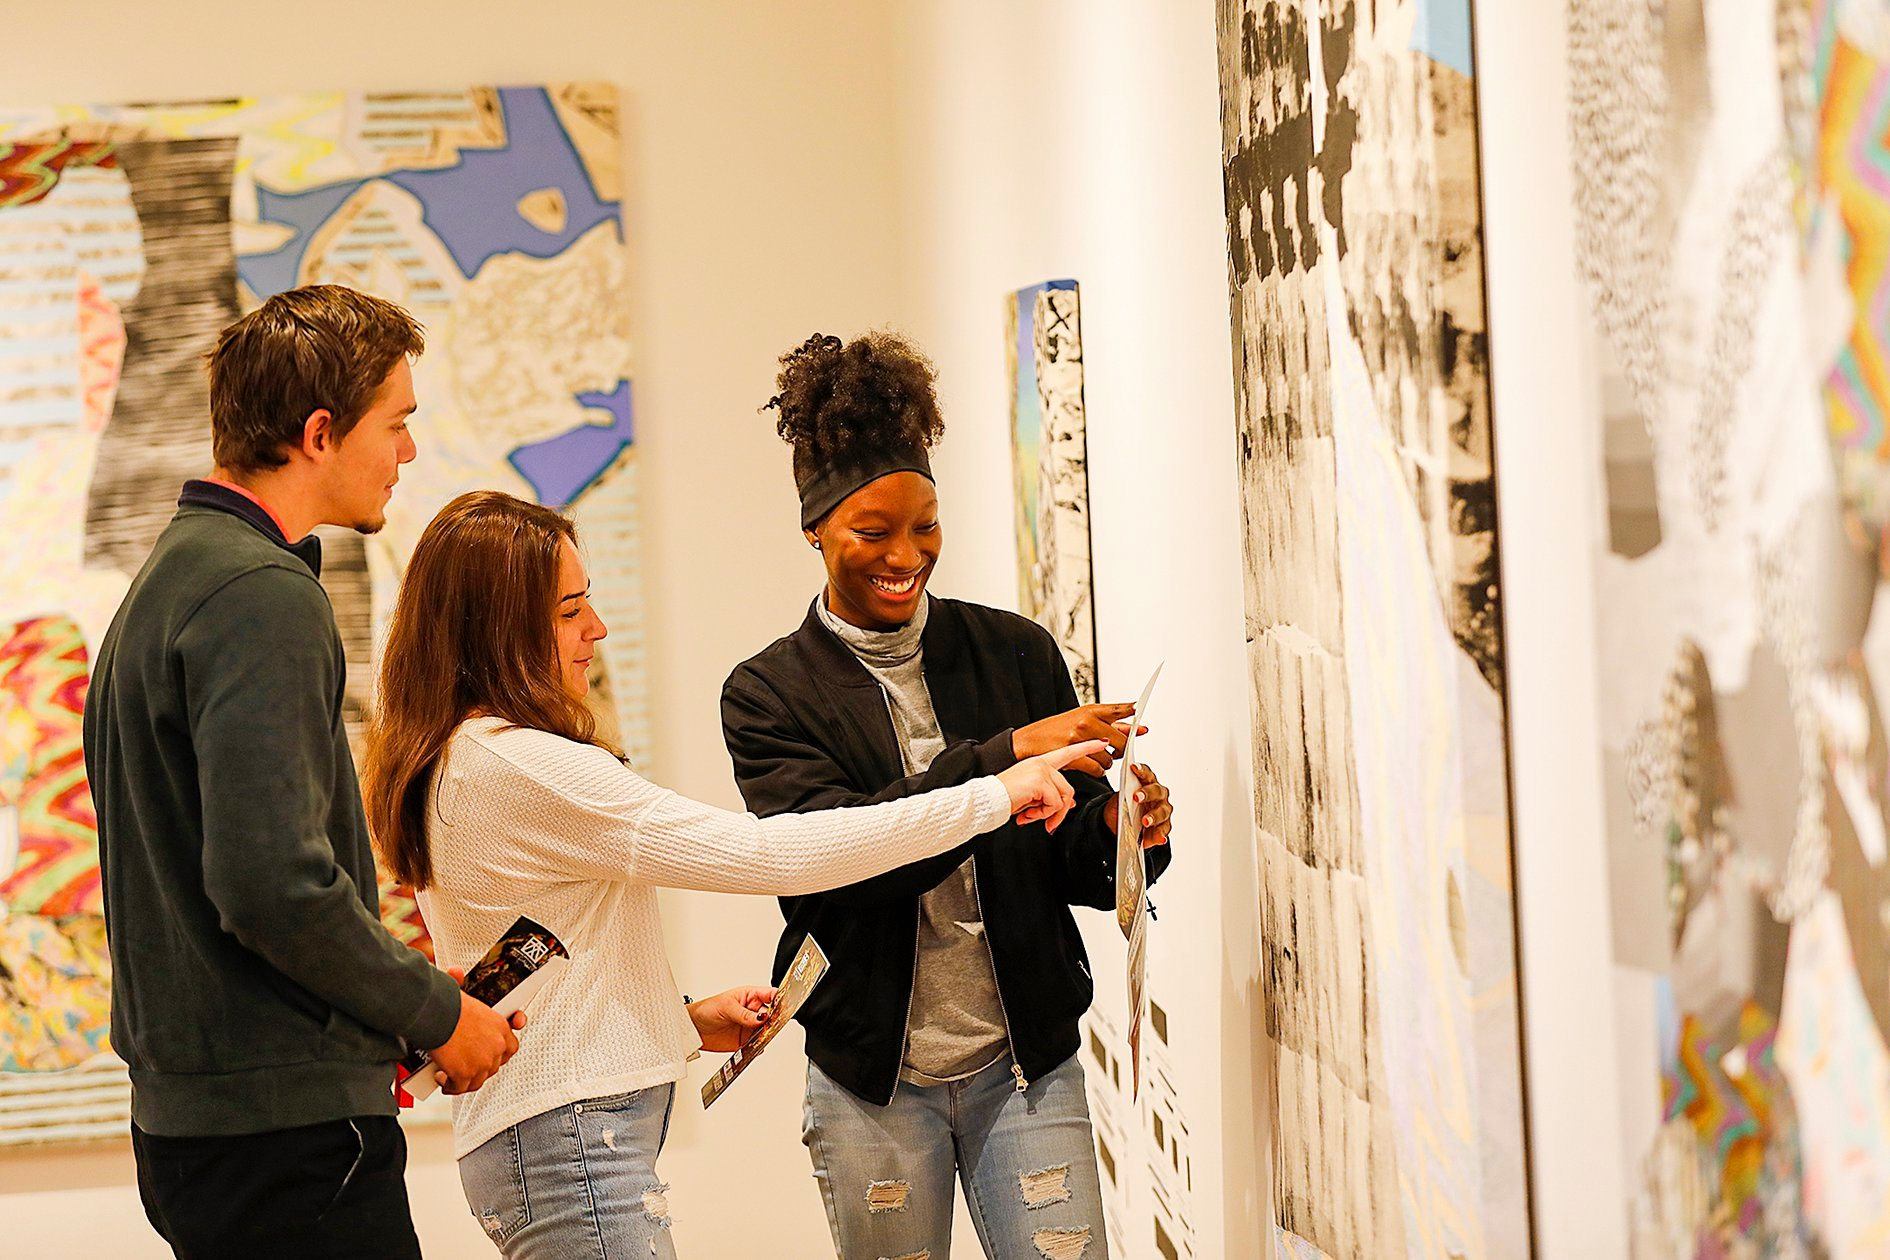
[83,286,521,1260]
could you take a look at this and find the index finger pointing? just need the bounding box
[1041,739,1109,771]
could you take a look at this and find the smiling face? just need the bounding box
[319,357,418,535]
[809,471,942,631]
[554,537,608,698]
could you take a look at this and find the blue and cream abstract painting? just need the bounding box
[0,83,646,1142]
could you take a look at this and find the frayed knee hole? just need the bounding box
[1020,1162,1073,1209]
[1032,1225,1093,1259]
[865,1178,910,1213]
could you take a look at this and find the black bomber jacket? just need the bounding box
[720,594,1172,1105]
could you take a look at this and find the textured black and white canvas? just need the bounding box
[1215,1,1530,1255]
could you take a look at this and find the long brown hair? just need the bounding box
[364,490,615,890]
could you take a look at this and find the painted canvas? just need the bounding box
[1570,0,1890,1253]
[0,84,645,1143]
[1009,278,1098,703]
[1214,1,1529,1256]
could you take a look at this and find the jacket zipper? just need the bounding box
[971,854,1029,1094]
[888,897,923,1104]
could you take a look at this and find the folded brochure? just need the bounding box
[1114,662,1162,1097]
[1114,663,1163,937]
[701,934,829,1109]
[396,915,570,1105]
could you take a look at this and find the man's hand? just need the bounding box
[429,969,526,1095]
[1103,763,1175,849]
[1013,703,1144,776]
[688,985,777,1053]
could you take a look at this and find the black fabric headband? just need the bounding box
[796,445,934,529]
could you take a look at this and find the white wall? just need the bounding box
[0,2,907,1256]
[1473,2,1632,1254]
[890,4,1262,1257]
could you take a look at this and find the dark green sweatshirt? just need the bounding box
[82,484,460,1136]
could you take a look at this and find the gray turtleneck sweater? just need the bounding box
[816,594,1011,1084]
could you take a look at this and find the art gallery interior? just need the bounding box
[5,0,1889,1256]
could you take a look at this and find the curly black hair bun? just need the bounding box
[764,331,945,479]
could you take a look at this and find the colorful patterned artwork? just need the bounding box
[1570,0,1890,1254]
[1214,1,1530,1255]
[1812,2,1890,530]
[1008,279,1098,703]
[0,83,643,1141]
[0,914,110,1073]
[1652,999,1810,1255]
[0,618,99,918]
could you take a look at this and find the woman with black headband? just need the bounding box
[721,332,1176,1260]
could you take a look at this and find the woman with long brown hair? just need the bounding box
[362,490,1098,1260]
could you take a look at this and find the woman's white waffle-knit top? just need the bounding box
[415,717,1011,1158]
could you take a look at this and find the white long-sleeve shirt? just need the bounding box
[415,716,1012,1157]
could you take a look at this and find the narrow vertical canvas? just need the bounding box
[1009,279,1099,703]
[1214,1,1531,1255]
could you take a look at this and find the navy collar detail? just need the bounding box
[177,479,324,577]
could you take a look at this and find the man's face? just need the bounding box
[322,358,418,535]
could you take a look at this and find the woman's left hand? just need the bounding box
[1102,764,1174,850]
[688,985,777,1052]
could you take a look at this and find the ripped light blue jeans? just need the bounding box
[804,1054,1107,1260]
[458,1084,677,1258]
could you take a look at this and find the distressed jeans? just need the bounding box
[804,1054,1106,1260]
[458,1084,677,1258]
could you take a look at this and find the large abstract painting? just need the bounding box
[1214,1,1530,1256]
[1008,278,1098,703]
[1570,0,1890,1255]
[0,84,646,1143]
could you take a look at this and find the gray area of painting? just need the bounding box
[315,526,374,733]
[83,138,242,577]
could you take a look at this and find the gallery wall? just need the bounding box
[889,4,1260,1257]
[0,1,913,1255]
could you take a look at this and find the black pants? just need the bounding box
[131,1115,422,1260]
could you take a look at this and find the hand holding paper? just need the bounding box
[1106,762,1174,850]
[688,986,777,1053]
[702,937,829,1109]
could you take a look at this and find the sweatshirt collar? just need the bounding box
[178,479,324,577]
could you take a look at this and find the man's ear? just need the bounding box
[300,408,335,460]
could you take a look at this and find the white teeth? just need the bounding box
[871,574,917,593]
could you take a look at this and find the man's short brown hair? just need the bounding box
[207,285,425,473]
